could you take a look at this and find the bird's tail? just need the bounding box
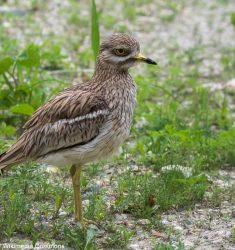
[0,146,24,172]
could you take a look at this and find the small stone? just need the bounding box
[138,219,150,225]
[225,79,235,91]
[127,222,135,229]
[128,243,139,249]
[174,225,183,231]
[89,224,99,230]
[115,213,128,222]
[151,230,167,239]
[43,165,60,173]
[83,199,89,206]
[132,165,139,172]
[220,209,230,215]
[59,211,67,216]
[162,219,169,225]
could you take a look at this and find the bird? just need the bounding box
[0,33,156,225]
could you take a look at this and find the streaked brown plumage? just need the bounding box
[0,33,156,224]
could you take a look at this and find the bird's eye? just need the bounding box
[114,48,128,56]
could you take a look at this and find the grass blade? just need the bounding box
[91,0,100,61]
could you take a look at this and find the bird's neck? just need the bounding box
[92,57,128,82]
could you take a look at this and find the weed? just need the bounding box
[154,240,185,250]
[85,188,107,221]
[231,227,235,244]
[231,12,235,27]
[64,225,96,250]
[0,43,67,131]
[104,223,135,249]
[0,192,31,240]
[116,169,208,217]
[91,0,100,61]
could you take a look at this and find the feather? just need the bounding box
[0,85,110,169]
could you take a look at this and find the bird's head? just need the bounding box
[97,33,157,71]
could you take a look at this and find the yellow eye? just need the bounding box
[114,48,128,56]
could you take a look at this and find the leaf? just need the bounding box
[17,44,40,68]
[11,103,34,115]
[0,57,14,74]
[91,0,100,61]
[15,85,31,95]
[0,122,16,136]
[0,89,10,100]
[231,12,235,27]
[85,229,95,250]
[175,175,207,185]
[55,194,62,210]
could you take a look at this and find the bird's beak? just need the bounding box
[133,53,157,65]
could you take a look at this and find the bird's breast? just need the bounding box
[105,82,137,144]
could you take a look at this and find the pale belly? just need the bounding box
[39,120,130,167]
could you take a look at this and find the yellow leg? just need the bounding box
[70,164,83,224]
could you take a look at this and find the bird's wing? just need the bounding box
[0,88,110,169]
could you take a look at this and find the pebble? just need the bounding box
[83,199,89,206]
[225,79,235,91]
[59,211,67,216]
[174,225,183,231]
[115,213,128,220]
[162,219,170,225]
[137,219,150,225]
[128,243,139,249]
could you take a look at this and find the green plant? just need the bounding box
[0,192,31,240]
[91,0,100,61]
[0,44,66,133]
[154,241,185,250]
[85,189,107,221]
[64,225,96,250]
[116,169,208,218]
[104,223,135,249]
[231,12,235,27]
[231,227,235,244]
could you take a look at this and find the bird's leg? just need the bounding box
[70,164,83,224]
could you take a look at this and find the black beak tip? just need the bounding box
[145,58,157,65]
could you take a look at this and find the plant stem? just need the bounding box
[7,70,18,87]
[3,73,13,91]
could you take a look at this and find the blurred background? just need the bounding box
[0,0,235,249]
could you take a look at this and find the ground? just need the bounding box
[0,0,235,249]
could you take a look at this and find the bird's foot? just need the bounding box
[82,218,98,227]
[75,217,97,228]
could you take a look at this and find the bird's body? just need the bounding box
[0,59,136,168]
[39,72,136,167]
[0,33,156,224]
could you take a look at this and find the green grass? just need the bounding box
[91,0,100,61]
[0,0,234,249]
[115,169,208,218]
[102,223,135,249]
[154,241,185,250]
